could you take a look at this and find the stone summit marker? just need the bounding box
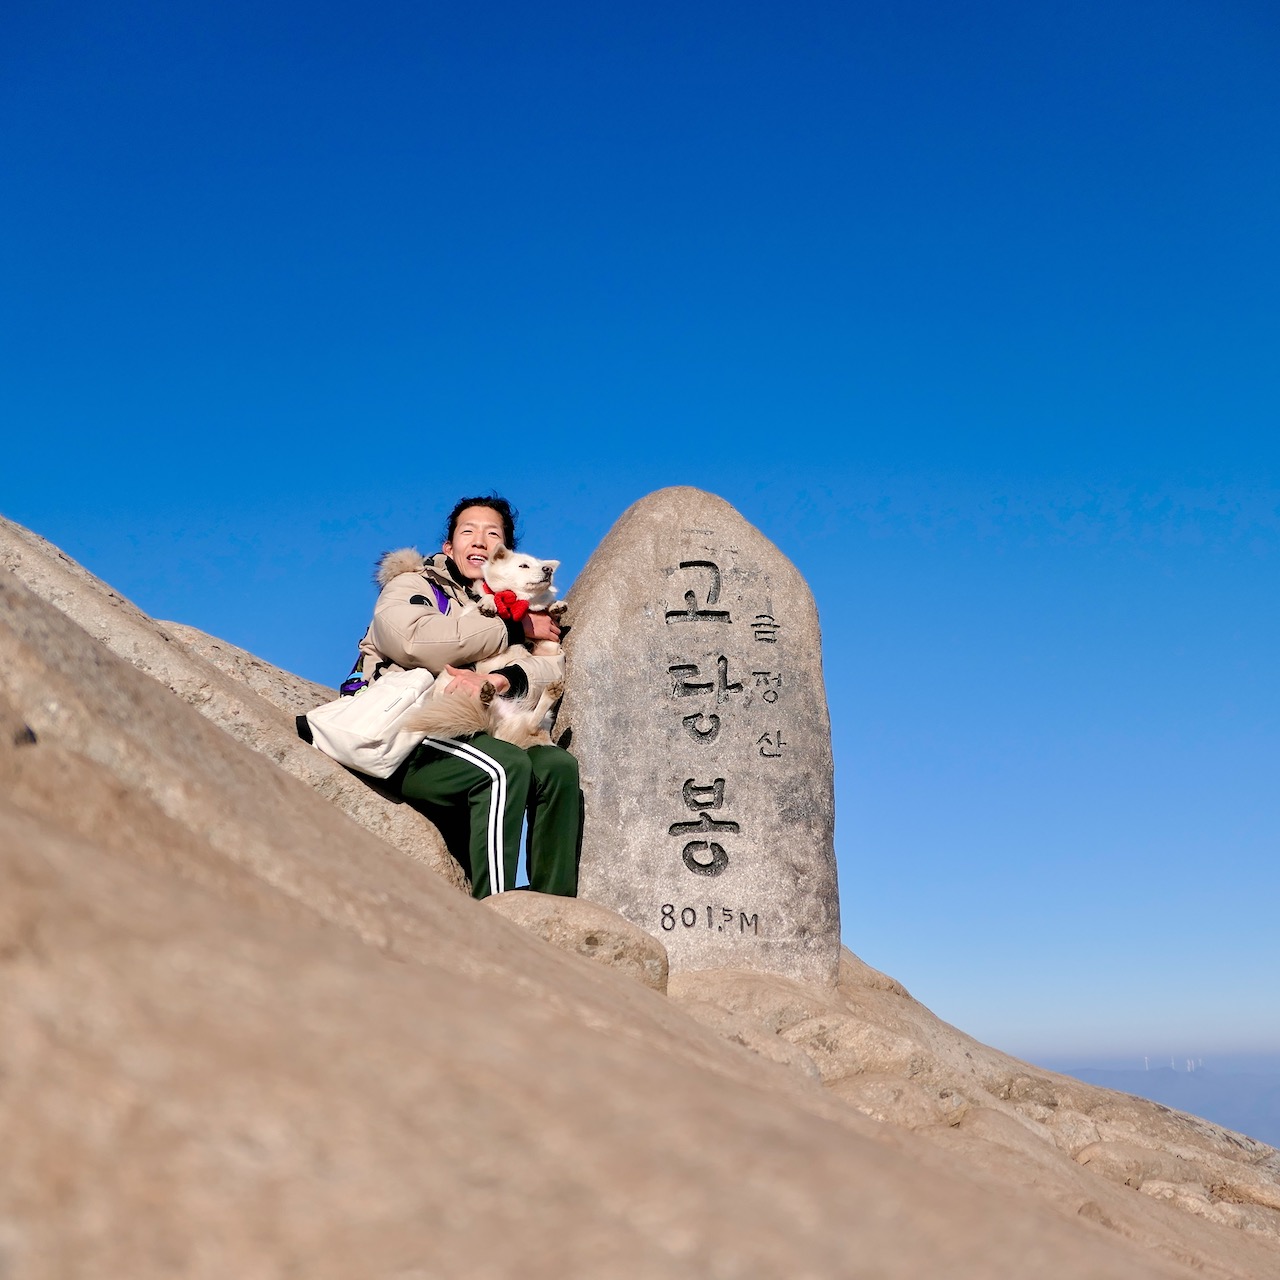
[558,487,840,985]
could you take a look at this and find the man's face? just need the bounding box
[443,505,506,580]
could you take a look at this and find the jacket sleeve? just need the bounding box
[475,648,566,708]
[369,576,512,675]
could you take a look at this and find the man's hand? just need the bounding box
[521,612,561,644]
[443,666,509,698]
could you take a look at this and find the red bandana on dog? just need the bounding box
[482,583,530,622]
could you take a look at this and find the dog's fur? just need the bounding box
[473,544,567,656]
[406,544,568,749]
[409,673,565,750]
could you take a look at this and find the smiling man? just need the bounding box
[350,495,581,900]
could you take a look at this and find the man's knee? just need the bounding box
[529,744,579,789]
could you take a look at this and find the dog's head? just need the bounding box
[483,544,560,599]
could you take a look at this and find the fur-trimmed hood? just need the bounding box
[374,547,431,588]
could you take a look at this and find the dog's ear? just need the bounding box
[489,544,509,561]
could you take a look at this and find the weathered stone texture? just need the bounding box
[483,891,670,992]
[558,487,840,984]
[163,620,333,718]
[5,514,1280,1278]
[827,1074,971,1129]
[0,516,467,891]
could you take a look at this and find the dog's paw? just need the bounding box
[476,599,499,617]
[544,680,565,702]
[547,601,568,620]
[479,681,496,706]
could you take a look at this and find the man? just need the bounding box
[354,496,580,899]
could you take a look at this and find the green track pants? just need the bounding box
[399,733,582,899]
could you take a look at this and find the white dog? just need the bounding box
[473,544,567,657]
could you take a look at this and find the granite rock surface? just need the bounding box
[3,515,1280,1279]
[0,516,467,892]
[558,487,840,985]
[483,891,670,992]
[665,954,1280,1269]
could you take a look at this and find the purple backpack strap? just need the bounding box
[431,583,451,615]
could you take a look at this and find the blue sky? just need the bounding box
[3,0,1277,1062]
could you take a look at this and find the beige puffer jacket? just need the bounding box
[356,549,564,705]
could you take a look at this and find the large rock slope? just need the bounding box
[0,516,467,891]
[2,521,1279,1279]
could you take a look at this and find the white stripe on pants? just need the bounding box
[420,735,509,894]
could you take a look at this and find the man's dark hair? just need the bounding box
[444,495,519,550]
